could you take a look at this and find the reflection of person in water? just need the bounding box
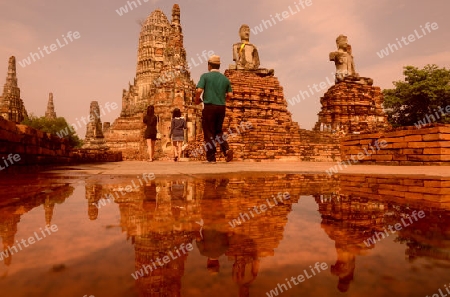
[315,194,381,293]
[330,244,356,292]
[196,230,229,274]
[142,182,158,219]
[231,233,260,297]
[143,182,157,201]
[170,181,185,200]
[170,180,186,228]
[196,179,230,274]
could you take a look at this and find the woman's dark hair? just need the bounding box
[147,105,155,116]
[172,108,181,118]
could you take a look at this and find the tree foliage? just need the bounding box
[383,64,450,127]
[21,114,83,148]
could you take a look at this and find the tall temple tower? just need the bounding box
[105,4,202,160]
[0,56,28,123]
[83,101,107,149]
[45,92,57,119]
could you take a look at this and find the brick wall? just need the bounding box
[340,124,450,165]
[339,174,450,206]
[0,116,121,172]
[299,129,341,162]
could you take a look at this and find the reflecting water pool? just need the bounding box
[0,173,449,297]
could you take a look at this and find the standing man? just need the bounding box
[195,55,233,163]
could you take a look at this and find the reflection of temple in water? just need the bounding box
[387,205,450,263]
[111,174,337,296]
[338,174,450,263]
[86,183,103,220]
[113,178,199,296]
[87,173,450,296]
[0,184,73,266]
[315,193,387,292]
[316,174,450,292]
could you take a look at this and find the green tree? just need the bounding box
[383,64,450,127]
[21,114,83,148]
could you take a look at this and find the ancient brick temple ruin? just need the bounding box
[185,24,340,162]
[0,183,73,266]
[45,93,57,119]
[100,174,334,295]
[83,101,107,149]
[104,4,202,160]
[0,56,28,123]
[105,20,389,161]
[221,70,304,160]
[315,83,389,133]
[314,35,390,134]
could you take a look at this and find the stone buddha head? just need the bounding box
[336,35,349,52]
[239,24,250,42]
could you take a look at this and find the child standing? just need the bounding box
[170,108,186,162]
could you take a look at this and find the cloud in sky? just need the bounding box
[0,0,449,132]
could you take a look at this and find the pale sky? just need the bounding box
[1,0,449,133]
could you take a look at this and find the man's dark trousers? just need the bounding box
[202,104,229,162]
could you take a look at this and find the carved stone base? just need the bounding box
[339,75,374,86]
[228,66,275,77]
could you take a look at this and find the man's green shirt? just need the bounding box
[197,70,232,105]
